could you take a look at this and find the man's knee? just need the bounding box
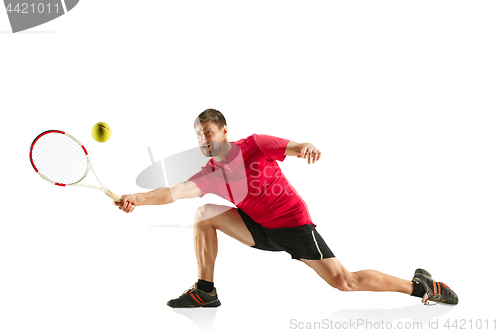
[194,204,212,225]
[329,271,356,292]
[194,204,228,226]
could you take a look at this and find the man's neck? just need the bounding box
[213,142,232,163]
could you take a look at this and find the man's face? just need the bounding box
[195,121,227,157]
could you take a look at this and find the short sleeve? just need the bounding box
[253,134,290,162]
[188,169,209,198]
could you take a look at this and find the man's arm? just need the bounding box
[115,181,202,213]
[285,141,322,164]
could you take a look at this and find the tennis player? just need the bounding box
[116,109,458,307]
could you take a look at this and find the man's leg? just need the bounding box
[167,204,248,308]
[301,257,413,294]
[194,204,255,282]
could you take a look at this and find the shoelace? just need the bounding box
[423,291,445,306]
[180,284,196,296]
[422,294,438,306]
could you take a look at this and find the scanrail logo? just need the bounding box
[3,0,79,33]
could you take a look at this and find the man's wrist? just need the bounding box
[134,193,144,206]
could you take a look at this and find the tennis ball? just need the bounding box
[91,122,112,142]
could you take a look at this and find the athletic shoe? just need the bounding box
[167,283,221,308]
[412,268,459,305]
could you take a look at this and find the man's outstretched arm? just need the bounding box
[285,141,322,164]
[115,181,202,213]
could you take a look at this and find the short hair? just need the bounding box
[194,109,227,129]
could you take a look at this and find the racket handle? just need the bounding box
[105,189,136,212]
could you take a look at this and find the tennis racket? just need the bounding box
[29,130,135,211]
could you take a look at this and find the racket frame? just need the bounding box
[30,130,130,206]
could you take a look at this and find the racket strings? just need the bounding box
[31,133,89,185]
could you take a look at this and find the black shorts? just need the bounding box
[237,209,335,260]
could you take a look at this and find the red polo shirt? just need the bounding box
[188,134,314,229]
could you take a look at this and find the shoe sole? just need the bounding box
[167,299,221,308]
[201,299,221,307]
[414,268,432,279]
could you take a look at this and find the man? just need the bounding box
[116,109,458,307]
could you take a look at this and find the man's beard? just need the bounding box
[200,142,220,157]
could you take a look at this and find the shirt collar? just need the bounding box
[210,142,239,170]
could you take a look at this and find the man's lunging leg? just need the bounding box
[167,204,254,308]
[301,257,458,304]
[193,206,219,283]
[193,204,256,287]
[301,258,413,293]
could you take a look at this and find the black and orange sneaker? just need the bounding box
[167,283,221,308]
[412,268,458,305]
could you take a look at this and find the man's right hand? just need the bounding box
[114,194,137,213]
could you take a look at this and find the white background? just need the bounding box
[1,1,499,332]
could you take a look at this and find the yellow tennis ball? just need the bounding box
[91,122,112,142]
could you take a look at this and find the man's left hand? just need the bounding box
[297,146,321,164]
